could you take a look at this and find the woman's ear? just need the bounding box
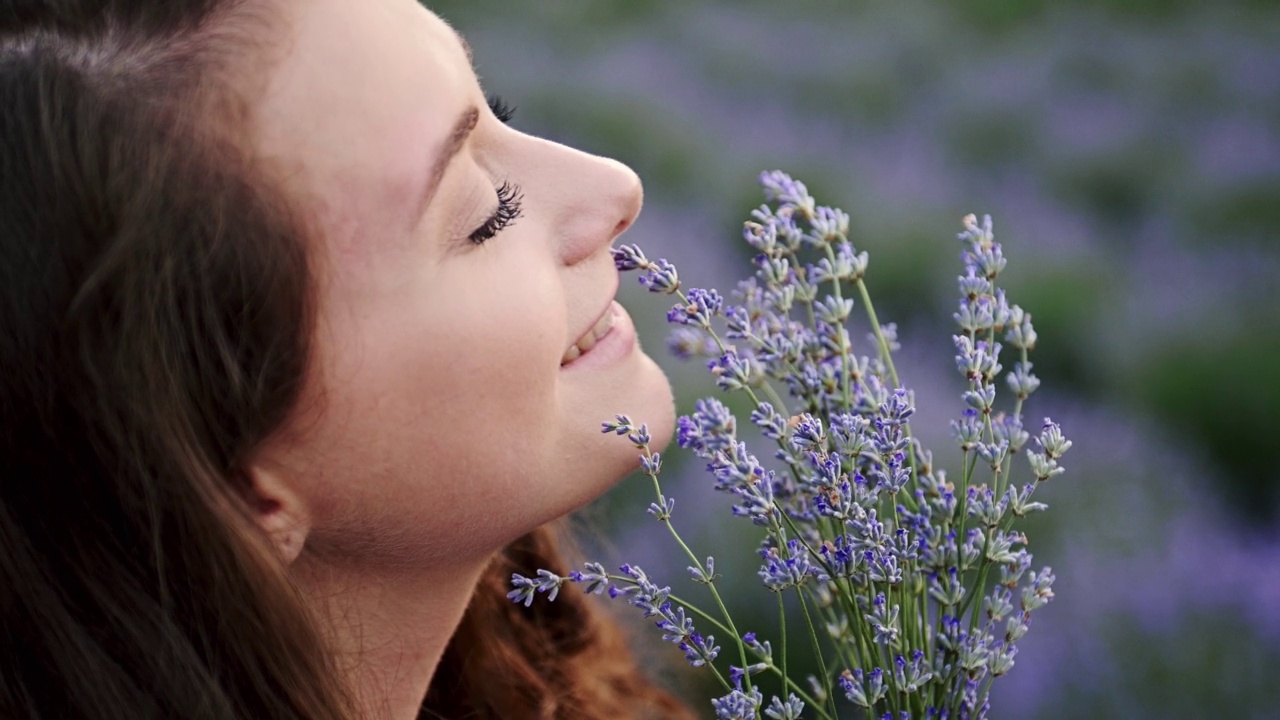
[243,460,312,565]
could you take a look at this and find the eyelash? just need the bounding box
[486,94,516,124]
[468,181,523,245]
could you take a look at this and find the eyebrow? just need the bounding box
[411,105,479,225]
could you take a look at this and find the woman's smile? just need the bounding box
[561,300,616,365]
[561,300,637,370]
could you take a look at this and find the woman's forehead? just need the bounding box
[250,0,473,259]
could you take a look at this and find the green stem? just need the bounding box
[959,554,992,629]
[640,449,755,695]
[897,578,914,670]
[777,590,789,699]
[609,578,736,693]
[955,449,979,560]
[764,595,837,720]
[661,516,753,691]
[761,379,790,416]
[999,345,1031,496]
[819,243,855,412]
[856,278,920,513]
[778,512,861,625]
[799,588,841,720]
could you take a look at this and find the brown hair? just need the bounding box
[0,2,694,718]
[426,528,697,719]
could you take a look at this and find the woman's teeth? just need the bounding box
[561,305,615,365]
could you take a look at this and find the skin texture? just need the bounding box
[244,0,675,716]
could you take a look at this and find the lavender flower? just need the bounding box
[515,172,1070,720]
[714,684,765,720]
[507,569,565,606]
[669,287,725,328]
[764,694,807,720]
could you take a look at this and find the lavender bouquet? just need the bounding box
[511,171,1070,720]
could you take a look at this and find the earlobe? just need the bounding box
[243,460,312,565]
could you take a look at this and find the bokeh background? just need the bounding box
[431,2,1279,717]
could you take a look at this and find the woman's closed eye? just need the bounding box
[468,180,523,245]
[486,94,516,124]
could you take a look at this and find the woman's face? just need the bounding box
[250,0,673,569]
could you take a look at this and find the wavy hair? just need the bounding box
[0,2,694,718]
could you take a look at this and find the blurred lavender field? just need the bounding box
[433,2,1280,717]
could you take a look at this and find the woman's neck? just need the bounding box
[293,556,488,720]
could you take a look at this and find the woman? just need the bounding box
[0,0,694,717]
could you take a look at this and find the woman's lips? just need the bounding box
[559,301,636,370]
[561,301,617,365]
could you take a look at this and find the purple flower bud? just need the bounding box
[1006,360,1041,399]
[600,414,632,435]
[1037,418,1071,458]
[759,170,815,217]
[611,243,648,272]
[809,205,849,243]
[1005,305,1037,350]
[640,451,662,475]
[958,268,992,299]
[637,258,681,294]
[647,495,676,521]
[707,351,756,391]
[667,287,724,328]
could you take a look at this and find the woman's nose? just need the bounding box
[530,140,643,267]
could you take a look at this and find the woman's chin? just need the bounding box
[550,343,676,512]
[626,352,677,451]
